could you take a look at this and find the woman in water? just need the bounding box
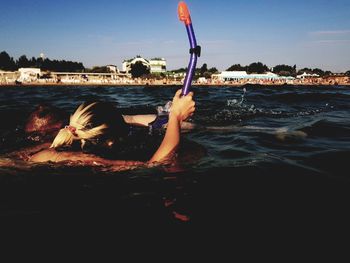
[14,89,195,170]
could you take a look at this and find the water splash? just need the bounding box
[224,88,335,121]
[216,87,264,123]
[227,87,246,107]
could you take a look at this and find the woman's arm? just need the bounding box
[8,143,51,161]
[123,113,195,130]
[29,149,144,170]
[149,89,195,163]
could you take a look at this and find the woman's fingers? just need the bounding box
[175,89,182,97]
[171,89,196,121]
[172,89,182,103]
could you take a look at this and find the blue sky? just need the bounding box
[1,0,350,72]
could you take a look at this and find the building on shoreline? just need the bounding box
[17,68,42,83]
[106,65,119,73]
[52,72,130,84]
[212,71,294,81]
[296,72,319,79]
[211,71,295,84]
[1,67,132,85]
[0,70,19,84]
[149,58,167,73]
[122,56,166,74]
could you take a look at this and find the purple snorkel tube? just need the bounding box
[178,1,201,96]
[148,3,200,132]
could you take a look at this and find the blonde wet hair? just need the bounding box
[50,102,107,148]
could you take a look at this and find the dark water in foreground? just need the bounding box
[1,85,350,237]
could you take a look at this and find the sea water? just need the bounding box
[0,85,349,231]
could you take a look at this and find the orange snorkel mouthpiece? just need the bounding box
[178,1,192,25]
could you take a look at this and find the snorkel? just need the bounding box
[178,1,201,96]
[149,2,200,132]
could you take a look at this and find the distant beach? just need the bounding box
[1,76,349,87]
[1,81,349,87]
[1,67,349,87]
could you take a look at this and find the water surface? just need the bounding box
[1,85,349,230]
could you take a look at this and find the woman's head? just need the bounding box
[50,101,128,149]
[25,104,68,142]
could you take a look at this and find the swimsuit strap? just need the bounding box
[148,114,169,134]
[148,101,172,134]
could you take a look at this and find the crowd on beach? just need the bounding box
[206,76,350,86]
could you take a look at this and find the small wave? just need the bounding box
[267,92,350,103]
[206,125,307,141]
[198,95,336,125]
[299,119,350,138]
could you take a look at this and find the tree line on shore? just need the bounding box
[0,51,85,72]
[226,62,342,77]
[163,62,349,79]
[1,51,349,78]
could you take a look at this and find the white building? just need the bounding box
[106,65,118,73]
[213,71,294,81]
[214,71,248,80]
[0,70,19,84]
[197,77,208,84]
[17,68,41,83]
[296,72,319,79]
[149,58,166,73]
[122,56,166,74]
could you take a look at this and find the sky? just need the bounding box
[1,0,350,72]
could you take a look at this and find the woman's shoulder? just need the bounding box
[7,143,51,161]
[29,147,59,162]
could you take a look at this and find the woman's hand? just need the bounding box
[149,89,196,163]
[170,89,195,121]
